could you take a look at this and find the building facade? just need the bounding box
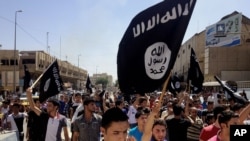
[0,50,88,93]
[173,11,250,83]
[90,73,113,87]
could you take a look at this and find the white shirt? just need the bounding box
[127,105,137,124]
[7,113,26,131]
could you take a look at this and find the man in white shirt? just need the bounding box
[7,103,27,141]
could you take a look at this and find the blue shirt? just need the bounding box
[129,126,143,141]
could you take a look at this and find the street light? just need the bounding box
[78,54,81,90]
[14,10,22,94]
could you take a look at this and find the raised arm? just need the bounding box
[26,87,42,116]
[239,103,250,124]
[141,103,160,141]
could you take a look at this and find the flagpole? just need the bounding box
[30,59,57,89]
[158,71,172,106]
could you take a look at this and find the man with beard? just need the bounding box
[142,103,167,141]
[72,96,102,141]
[26,88,69,141]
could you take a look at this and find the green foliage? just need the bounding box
[95,77,109,88]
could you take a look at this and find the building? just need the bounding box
[90,73,113,88]
[0,50,87,93]
[173,11,250,83]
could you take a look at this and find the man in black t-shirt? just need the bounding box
[26,99,46,141]
[166,105,191,141]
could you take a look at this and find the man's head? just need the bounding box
[12,103,20,113]
[101,107,129,141]
[135,107,150,129]
[83,96,96,113]
[173,104,184,116]
[74,93,82,103]
[46,99,60,113]
[33,98,41,108]
[190,107,198,118]
[138,97,147,108]
[213,105,227,120]
[152,119,167,141]
[115,100,124,110]
[218,110,239,137]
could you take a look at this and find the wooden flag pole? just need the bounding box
[158,71,172,107]
[30,73,44,89]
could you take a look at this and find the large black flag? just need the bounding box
[39,60,64,103]
[117,0,197,93]
[23,65,31,91]
[86,75,93,94]
[188,48,204,94]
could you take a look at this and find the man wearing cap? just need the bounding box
[26,88,69,141]
[72,96,102,141]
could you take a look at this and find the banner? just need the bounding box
[188,48,204,94]
[39,60,64,103]
[117,0,196,93]
[205,13,242,47]
[86,75,93,94]
[23,65,31,91]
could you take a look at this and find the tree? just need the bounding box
[95,77,109,89]
[114,79,119,87]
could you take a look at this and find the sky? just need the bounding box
[0,0,249,82]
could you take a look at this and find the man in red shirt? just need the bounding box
[199,106,226,141]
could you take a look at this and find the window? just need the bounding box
[22,59,35,64]
[10,59,18,65]
[1,59,9,65]
[183,49,185,54]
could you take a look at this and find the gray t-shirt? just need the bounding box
[73,113,102,141]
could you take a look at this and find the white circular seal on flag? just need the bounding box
[175,82,180,89]
[44,78,51,92]
[145,42,171,80]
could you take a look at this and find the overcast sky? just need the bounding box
[0,0,249,82]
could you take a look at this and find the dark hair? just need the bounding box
[101,107,128,129]
[47,99,60,108]
[83,96,95,105]
[218,110,239,127]
[75,93,81,97]
[138,97,147,105]
[173,104,183,116]
[213,105,227,119]
[115,100,123,107]
[12,103,20,108]
[135,107,150,119]
[231,103,244,112]
[152,119,166,129]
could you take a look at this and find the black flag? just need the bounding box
[23,65,31,91]
[117,0,197,94]
[86,75,93,94]
[188,48,204,94]
[214,76,248,105]
[39,60,64,103]
[168,75,181,95]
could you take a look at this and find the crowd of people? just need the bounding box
[0,82,250,141]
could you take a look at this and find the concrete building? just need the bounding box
[173,11,250,82]
[90,73,113,87]
[0,50,87,93]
